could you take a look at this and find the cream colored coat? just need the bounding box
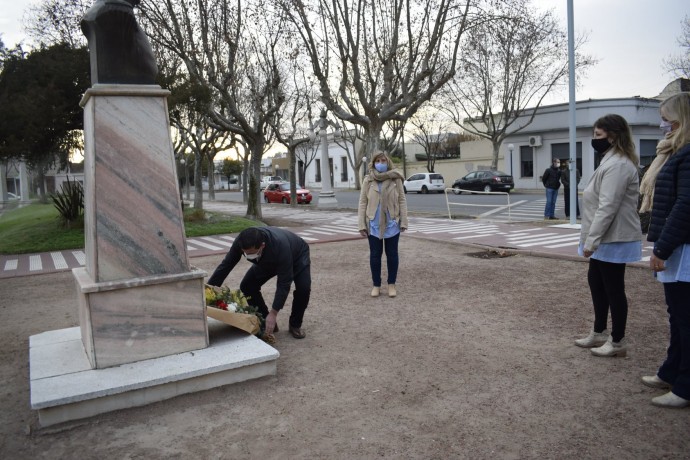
[358,175,409,233]
[579,150,642,252]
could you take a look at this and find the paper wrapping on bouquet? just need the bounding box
[206,306,261,335]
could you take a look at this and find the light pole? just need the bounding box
[311,109,338,208]
[507,144,514,177]
[180,158,190,200]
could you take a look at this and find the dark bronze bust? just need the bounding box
[81,0,158,85]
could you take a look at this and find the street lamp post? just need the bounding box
[180,158,190,200]
[507,144,514,177]
[314,109,338,208]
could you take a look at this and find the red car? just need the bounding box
[263,182,313,204]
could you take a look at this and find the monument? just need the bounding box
[29,0,278,426]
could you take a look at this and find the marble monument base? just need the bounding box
[74,267,209,369]
[29,319,279,427]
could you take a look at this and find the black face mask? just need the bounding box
[591,138,612,154]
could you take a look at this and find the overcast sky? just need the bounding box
[0,0,688,106]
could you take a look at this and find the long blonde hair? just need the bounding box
[660,92,690,152]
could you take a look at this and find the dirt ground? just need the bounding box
[1,226,689,459]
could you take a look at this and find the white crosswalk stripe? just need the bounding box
[73,251,86,265]
[29,255,42,271]
[4,259,18,270]
[50,251,68,269]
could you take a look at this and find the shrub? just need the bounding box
[50,177,84,228]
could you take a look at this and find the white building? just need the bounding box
[501,97,663,190]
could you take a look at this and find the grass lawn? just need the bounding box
[0,204,261,255]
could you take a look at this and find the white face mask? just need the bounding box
[660,120,674,134]
[243,247,263,261]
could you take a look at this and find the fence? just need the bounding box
[444,188,513,221]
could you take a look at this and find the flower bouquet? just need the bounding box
[204,285,275,343]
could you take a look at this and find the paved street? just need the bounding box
[0,201,653,279]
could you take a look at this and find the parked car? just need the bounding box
[263,182,312,204]
[259,175,283,189]
[451,170,514,194]
[403,173,445,194]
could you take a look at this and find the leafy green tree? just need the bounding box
[0,44,90,197]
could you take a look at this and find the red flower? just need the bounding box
[216,300,228,310]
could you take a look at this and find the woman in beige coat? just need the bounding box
[575,114,642,357]
[358,151,408,298]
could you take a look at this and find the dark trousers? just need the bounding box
[657,281,690,400]
[588,258,628,342]
[368,233,400,287]
[239,264,311,328]
[563,188,580,217]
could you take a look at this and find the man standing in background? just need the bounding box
[542,158,562,220]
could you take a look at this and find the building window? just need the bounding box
[340,157,348,182]
[640,139,659,168]
[520,146,533,178]
[550,142,582,173]
[315,159,321,183]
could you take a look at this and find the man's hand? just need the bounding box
[265,309,279,334]
[359,230,368,237]
[583,249,593,258]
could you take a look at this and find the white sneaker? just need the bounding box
[641,375,671,390]
[591,337,627,357]
[574,329,609,348]
[651,391,690,408]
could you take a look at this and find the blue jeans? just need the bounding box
[657,281,690,400]
[544,187,558,218]
[368,233,400,286]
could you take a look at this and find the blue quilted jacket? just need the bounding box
[647,143,690,260]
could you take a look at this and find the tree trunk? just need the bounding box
[246,145,264,220]
[491,142,500,170]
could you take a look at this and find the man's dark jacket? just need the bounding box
[542,166,561,189]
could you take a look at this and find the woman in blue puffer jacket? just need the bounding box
[642,92,690,409]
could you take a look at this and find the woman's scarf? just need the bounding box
[639,134,674,213]
[369,168,405,239]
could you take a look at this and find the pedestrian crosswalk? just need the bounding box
[0,204,654,278]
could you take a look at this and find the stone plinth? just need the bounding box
[81,85,189,283]
[30,320,279,427]
[76,85,207,368]
[74,267,208,369]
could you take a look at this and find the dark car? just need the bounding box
[263,182,312,204]
[451,170,514,194]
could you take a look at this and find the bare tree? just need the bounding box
[664,15,690,79]
[270,69,319,207]
[24,0,90,48]
[141,0,286,219]
[409,112,451,173]
[278,0,474,159]
[441,0,594,170]
[333,121,365,188]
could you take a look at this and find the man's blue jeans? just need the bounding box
[544,187,558,218]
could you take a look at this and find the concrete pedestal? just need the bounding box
[30,320,279,427]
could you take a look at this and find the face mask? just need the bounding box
[374,163,388,173]
[660,120,674,134]
[591,138,612,154]
[243,247,263,261]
